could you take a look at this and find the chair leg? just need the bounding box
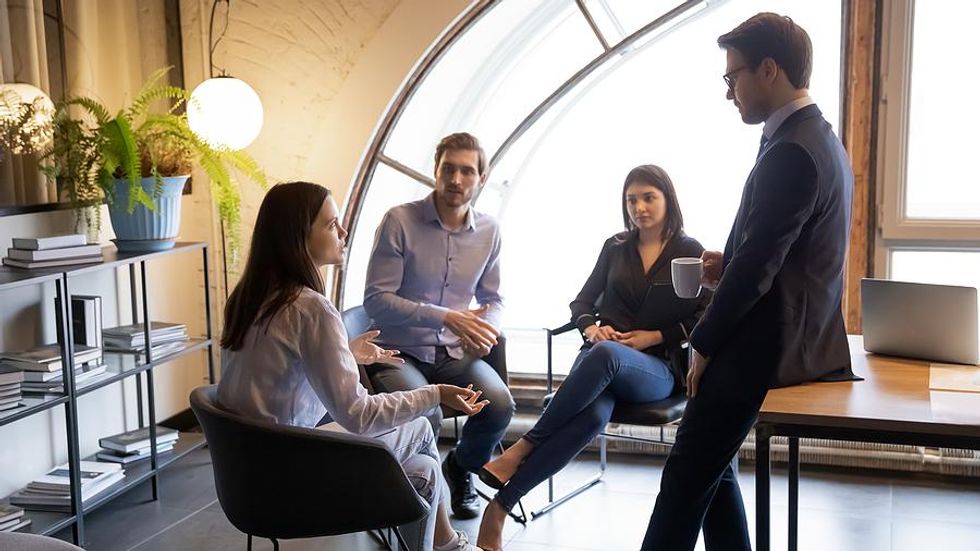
[269,537,279,551]
[370,529,394,550]
[393,527,410,550]
[530,433,607,519]
[246,534,251,551]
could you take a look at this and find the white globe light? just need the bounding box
[187,77,263,150]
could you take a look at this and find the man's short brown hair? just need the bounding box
[717,12,812,89]
[434,132,487,176]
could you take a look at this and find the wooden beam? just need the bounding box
[841,0,880,334]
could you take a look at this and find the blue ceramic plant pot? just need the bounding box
[108,176,189,252]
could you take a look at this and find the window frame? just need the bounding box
[875,0,980,277]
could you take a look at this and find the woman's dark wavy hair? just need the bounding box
[221,181,330,351]
[621,164,684,241]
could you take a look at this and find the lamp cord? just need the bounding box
[208,0,231,78]
[206,0,233,298]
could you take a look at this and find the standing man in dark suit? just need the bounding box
[642,13,855,550]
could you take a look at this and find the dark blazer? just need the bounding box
[571,231,711,389]
[689,104,855,388]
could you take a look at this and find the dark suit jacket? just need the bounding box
[689,104,855,389]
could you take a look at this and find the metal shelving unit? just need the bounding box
[0,242,214,546]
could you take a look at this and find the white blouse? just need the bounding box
[217,287,440,436]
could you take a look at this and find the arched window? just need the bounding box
[341,0,844,374]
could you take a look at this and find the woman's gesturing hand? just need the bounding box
[438,384,490,416]
[349,330,404,366]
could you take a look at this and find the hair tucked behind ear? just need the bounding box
[221,181,330,351]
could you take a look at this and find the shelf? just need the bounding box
[80,431,206,514]
[0,394,69,428]
[75,339,211,397]
[63,242,206,277]
[0,268,62,292]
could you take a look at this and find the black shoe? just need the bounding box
[478,467,506,490]
[442,450,480,519]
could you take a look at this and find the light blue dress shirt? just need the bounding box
[363,193,503,363]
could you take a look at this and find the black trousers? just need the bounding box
[641,353,769,551]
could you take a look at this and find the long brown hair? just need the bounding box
[221,181,331,351]
[621,164,684,241]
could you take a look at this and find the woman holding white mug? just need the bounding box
[475,165,712,551]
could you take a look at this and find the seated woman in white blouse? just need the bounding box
[217,181,490,551]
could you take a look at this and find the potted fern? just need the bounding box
[43,67,267,254]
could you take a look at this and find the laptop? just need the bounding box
[861,278,979,365]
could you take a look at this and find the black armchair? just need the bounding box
[531,321,688,519]
[190,385,428,550]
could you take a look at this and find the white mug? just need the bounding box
[671,257,703,299]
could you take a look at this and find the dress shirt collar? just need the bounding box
[422,192,476,232]
[763,95,814,140]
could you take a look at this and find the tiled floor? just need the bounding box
[54,446,980,550]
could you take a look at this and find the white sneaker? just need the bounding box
[436,530,485,551]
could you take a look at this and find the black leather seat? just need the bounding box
[190,385,428,551]
[542,391,687,426]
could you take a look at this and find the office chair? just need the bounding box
[342,305,527,524]
[531,321,688,519]
[190,385,428,551]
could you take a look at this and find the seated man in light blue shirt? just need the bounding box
[364,132,516,520]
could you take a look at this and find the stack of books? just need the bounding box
[20,363,109,394]
[0,504,29,532]
[0,344,109,394]
[103,322,188,359]
[0,366,24,412]
[2,234,103,270]
[96,426,179,464]
[9,461,125,511]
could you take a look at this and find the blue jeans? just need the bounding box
[494,340,675,511]
[369,347,516,473]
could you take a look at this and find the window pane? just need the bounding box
[492,0,842,337]
[890,250,980,292]
[904,2,980,220]
[342,164,432,307]
[890,249,980,344]
[384,0,602,175]
[582,0,679,42]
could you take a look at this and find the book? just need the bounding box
[0,386,21,398]
[20,364,109,394]
[10,471,125,511]
[11,234,87,250]
[0,401,21,412]
[0,395,21,406]
[99,426,179,453]
[54,295,104,352]
[27,461,121,492]
[96,442,175,464]
[0,365,24,386]
[0,344,101,372]
[2,255,103,270]
[107,341,188,362]
[7,244,103,262]
[0,517,30,532]
[0,504,24,523]
[103,321,187,339]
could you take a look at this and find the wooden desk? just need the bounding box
[755,335,980,551]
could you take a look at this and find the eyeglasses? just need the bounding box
[723,65,748,89]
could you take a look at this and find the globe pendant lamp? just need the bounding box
[188,75,262,150]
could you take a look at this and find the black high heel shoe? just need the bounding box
[478,467,507,490]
